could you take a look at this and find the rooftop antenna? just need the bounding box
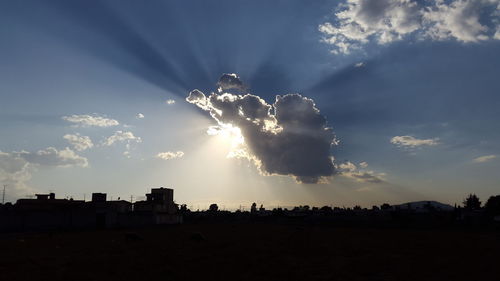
[2,185,6,204]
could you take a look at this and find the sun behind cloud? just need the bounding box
[186,74,337,184]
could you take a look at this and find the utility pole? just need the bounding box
[2,185,6,204]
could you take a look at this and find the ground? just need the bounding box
[0,222,499,281]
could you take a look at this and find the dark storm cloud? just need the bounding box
[217,73,246,93]
[187,75,337,183]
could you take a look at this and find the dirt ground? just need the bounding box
[0,222,499,281]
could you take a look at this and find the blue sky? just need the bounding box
[1,0,499,208]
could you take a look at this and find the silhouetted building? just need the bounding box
[134,187,177,213]
[0,187,182,232]
[131,187,181,225]
[35,193,55,200]
[91,193,107,202]
[16,193,84,211]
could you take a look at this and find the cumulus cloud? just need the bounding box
[0,151,32,196]
[63,133,94,151]
[156,151,184,160]
[217,73,247,93]
[391,135,440,147]
[423,0,498,42]
[102,131,142,146]
[166,99,176,105]
[62,114,119,127]
[136,113,145,119]
[0,147,88,199]
[473,154,497,163]
[187,74,336,183]
[320,0,500,53]
[337,161,385,183]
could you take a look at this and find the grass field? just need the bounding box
[1,222,499,281]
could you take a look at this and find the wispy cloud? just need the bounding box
[473,154,497,163]
[338,161,385,183]
[62,114,119,128]
[156,151,184,160]
[166,99,176,105]
[102,131,142,146]
[391,135,439,148]
[136,113,145,119]
[18,147,88,168]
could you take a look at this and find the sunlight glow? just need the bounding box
[207,124,244,145]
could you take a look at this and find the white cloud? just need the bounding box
[391,135,440,147]
[423,0,496,42]
[103,131,142,146]
[320,0,500,53]
[62,114,119,127]
[337,161,385,183]
[156,151,184,160]
[166,99,176,105]
[354,62,365,67]
[473,154,497,163]
[136,113,145,119]
[18,147,88,168]
[63,134,94,151]
[0,151,32,196]
[0,147,88,199]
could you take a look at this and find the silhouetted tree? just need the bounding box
[380,203,391,210]
[320,206,333,212]
[271,207,283,216]
[209,203,218,212]
[353,205,362,211]
[251,202,257,213]
[372,205,380,211]
[180,204,189,213]
[484,195,500,216]
[259,204,265,212]
[463,194,481,210]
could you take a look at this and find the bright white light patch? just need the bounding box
[207,124,244,147]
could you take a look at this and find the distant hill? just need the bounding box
[394,201,454,211]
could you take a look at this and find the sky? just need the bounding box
[1,0,499,209]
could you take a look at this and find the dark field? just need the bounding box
[1,223,499,281]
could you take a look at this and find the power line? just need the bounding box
[2,185,6,204]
